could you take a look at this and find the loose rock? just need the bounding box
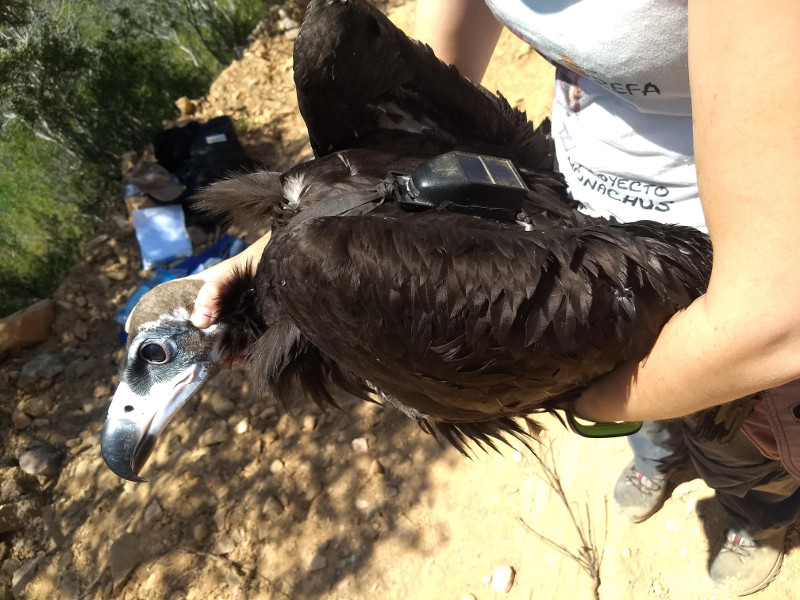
[109,533,141,592]
[16,354,65,391]
[0,499,42,534]
[11,409,31,430]
[490,566,516,593]
[11,551,45,599]
[175,96,196,116]
[192,521,209,541]
[18,446,60,478]
[17,394,53,419]
[309,552,327,571]
[215,535,235,555]
[0,469,39,503]
[1,558,21,578]
[0,300,54,361]
[263,496,284,516]
[144,499,163,523]
[277,17,299,31]
[209,393,236,419]
[351,437,369,453]
[58,572,81,599]
[198,422,228,446]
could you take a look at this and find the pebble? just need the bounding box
[192,522,209,541]
[269,459,284,474]
[17,354,64,391]
[85,233,109,251]
[11,409,31,430]
[351,437,369,453]
[106,266,128,281]
[109,533,141,592]
[384,486,399,498]
[72,356,103,379]
[198,422,228,446]
[665,519,683,532]
[17,395,53,418]
[73,321,89,341]
[58,572,81,598]
[144,499,163,523]
[215,535,235,555]
[305,480,323,501]
[0,500,42,534]
[309,553,327,571]
[277,16,299,31]
[209,394,236,419]
[1,558,21,577]
[673,481,699,499]
[650,580,668,596]
[18,446,60,478]
[234,418,249,434]
[11,551,45,599]
[302,415,316,432]
[490,566,516,593]
[263,496,284,516]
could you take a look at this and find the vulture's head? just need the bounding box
[101,279,225,482]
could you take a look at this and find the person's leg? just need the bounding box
[614,420,688,522]
[628,419,688,479]
[683,420,800,596]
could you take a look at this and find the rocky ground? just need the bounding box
[1,2,799,599]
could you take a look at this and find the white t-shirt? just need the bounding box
[485,0,705,231]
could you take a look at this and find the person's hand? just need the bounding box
[124,232,271,333]
[188,232,271,328]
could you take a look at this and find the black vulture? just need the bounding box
[101,0,711,482]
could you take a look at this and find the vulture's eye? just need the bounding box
[139,342,170,364]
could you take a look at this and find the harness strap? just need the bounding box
[287,190,385,229]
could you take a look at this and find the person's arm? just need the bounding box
[574,0,800,422]
[415,0,503,83]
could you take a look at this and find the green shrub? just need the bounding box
[0,0,273,317]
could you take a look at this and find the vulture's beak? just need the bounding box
[101,362,210,482]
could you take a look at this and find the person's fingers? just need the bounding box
[191,280,223,328]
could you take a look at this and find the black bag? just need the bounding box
[153,116,252,227]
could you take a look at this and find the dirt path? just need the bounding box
[1,2,798,599]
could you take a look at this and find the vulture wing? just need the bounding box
[293,0,555,172]
[263,209,711,447]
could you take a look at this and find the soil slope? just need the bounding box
[1,2,798,599]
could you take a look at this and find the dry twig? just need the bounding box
[518,443,606,600]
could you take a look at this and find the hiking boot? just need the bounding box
[709,525,789,596]
[613,459,670,523]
